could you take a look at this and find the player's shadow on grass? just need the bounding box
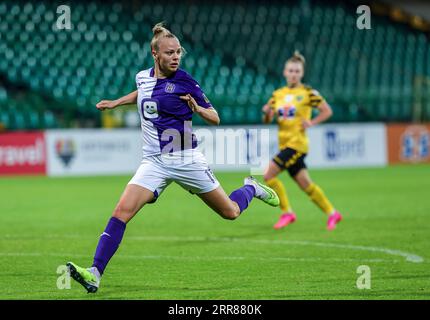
[378,274,430,280]
[165,231,278,247]
[97,284,240,298]
[279,290,430,299]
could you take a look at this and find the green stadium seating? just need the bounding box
[0,0,429,130]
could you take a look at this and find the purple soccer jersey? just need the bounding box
[136,68,213,156]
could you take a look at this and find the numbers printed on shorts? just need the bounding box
[141,100,159,119]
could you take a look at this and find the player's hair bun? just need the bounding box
[151,22,176,51]
[152,22,171,37]
[292,50,305,64]
[150,22,187,57]
[285,50,306,69]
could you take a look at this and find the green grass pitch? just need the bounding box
[1,165,429,299]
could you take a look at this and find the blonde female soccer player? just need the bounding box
[66,23,279,293]
[262,51,342,231]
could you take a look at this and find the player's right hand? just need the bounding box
[262,104,273,115]
[96,100,117,111]
[180,94,200,113]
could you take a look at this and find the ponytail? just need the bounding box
[286,50,305,68]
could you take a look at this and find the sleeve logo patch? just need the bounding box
[202,93,210,104]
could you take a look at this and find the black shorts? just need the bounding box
[272,148,307,177]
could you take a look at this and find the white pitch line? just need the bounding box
[125,235,425,263]
[0,251,399,263]
[1,234,424,263]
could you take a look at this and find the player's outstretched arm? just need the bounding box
[262,104,275,124]
[96,90,138,111]
[302,101,333,129]
[180,94,220,125]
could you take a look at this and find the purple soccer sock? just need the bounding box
[92,217,126,275]
[229,185,256,213]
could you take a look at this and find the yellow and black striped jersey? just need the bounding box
[268,84,325,153]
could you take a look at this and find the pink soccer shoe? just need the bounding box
[327,211,343,231]
[273,213,297,229]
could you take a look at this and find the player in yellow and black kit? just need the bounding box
[262,51,343,230]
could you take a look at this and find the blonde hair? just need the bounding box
[286,50,305,68]
[150,22,186,56]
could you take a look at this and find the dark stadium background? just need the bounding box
[1,0,429,302]
[0,0,429,130]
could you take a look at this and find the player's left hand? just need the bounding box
[302,119,313,129]
[180,94,200,113]
[96,100,118,111]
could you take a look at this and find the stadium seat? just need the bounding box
[0,0,429,128]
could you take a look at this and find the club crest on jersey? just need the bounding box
[296,95,304,102]
[165,82,175,93]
